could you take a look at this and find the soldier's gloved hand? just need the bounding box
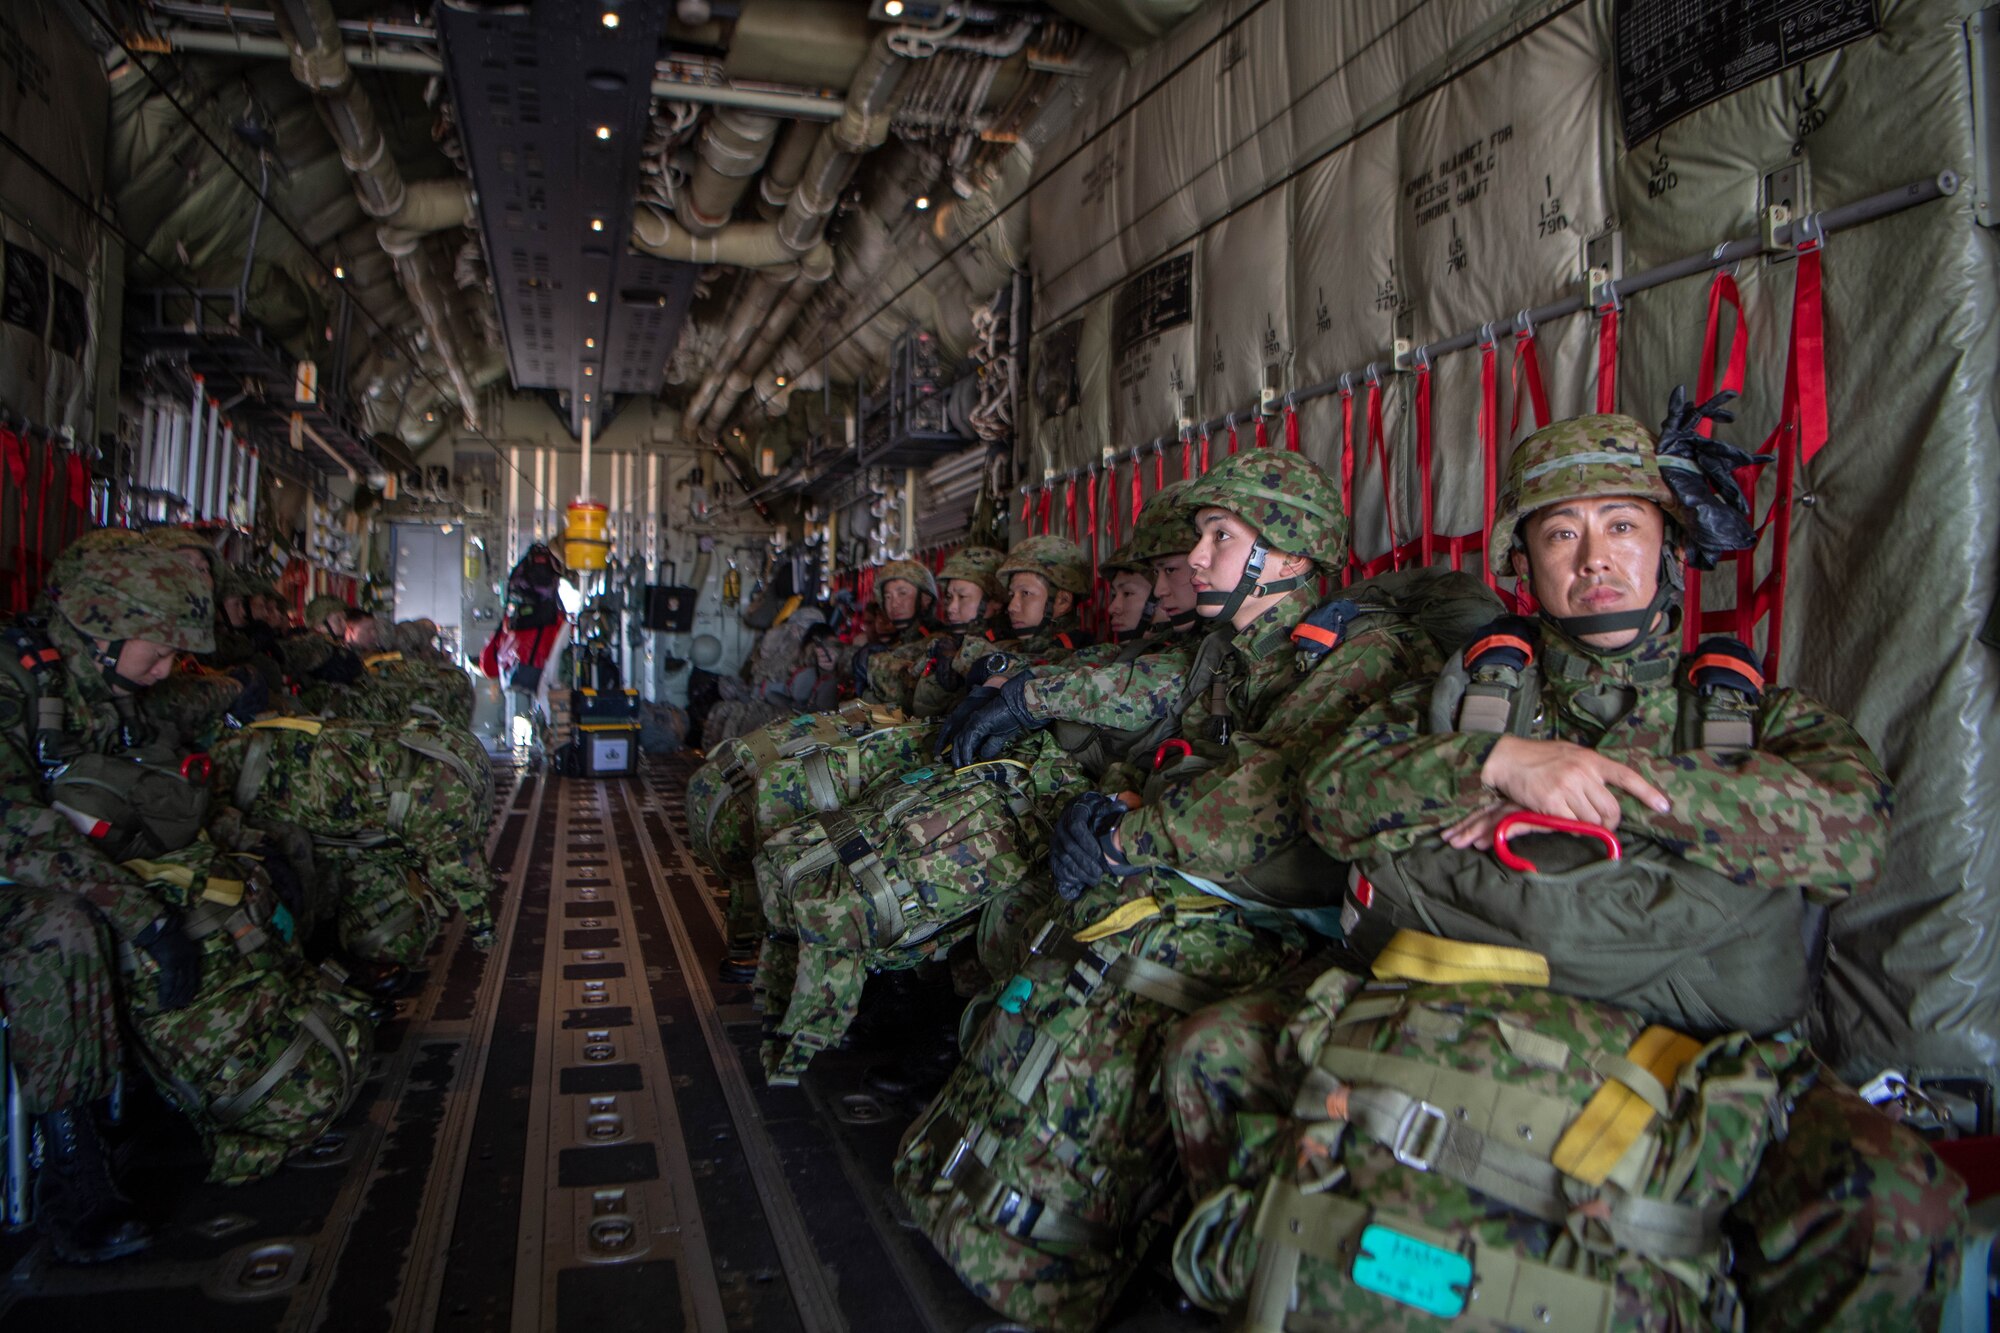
[132,913,202,1011]
[934,686,999,757]
[1051,792,1136,901]
[949,673,1040,767]
[925,637,965,693]
[223,664,269,724]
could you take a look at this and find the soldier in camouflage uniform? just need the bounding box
[303,595,350,641]
[910,536,1096,720]
[847,558,940,702]
[137,531,273,744]
[0,535,220,1261]
[896,452,1471,1331]
[860,546,1006,714]
[705,605,834,745]
[1165,403,1961,1326]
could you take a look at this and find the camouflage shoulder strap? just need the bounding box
[234,717,325,809]
[0,619,73,783]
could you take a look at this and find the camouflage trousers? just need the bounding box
[0,887,121,1113]
[1730,1068,1967,1333]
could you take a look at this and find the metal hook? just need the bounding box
[1514,308,1535,340]
[1710,242,1739,279]
[1364,362,1383,388]
[1478,321,1498,349]
[1337,372,1355,397]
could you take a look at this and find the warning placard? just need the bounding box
[1614,0,1878,145]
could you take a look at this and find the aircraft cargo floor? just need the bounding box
[0,755,1197,1332]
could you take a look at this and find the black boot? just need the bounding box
[34,1105,151,1263]
[323,951,420,1000]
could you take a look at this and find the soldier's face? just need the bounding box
[1107,570,1153,634]
[881,579,919,622]
[106,638,178,690]
[1151,554,1196,620]
[250,595,288,628]
[1007,572,1053,631]
[941,579,986,627]
[222,595,248,628]
[322,612,349,640]
[1514,497,1666,648]
[1189,508,1310,625]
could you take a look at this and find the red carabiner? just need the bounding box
[180,753,214,784]
[1153,737,1192,771]
[1492,812,1622,873]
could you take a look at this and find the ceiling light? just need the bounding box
[885,0,904,14]
[601,10,619,27]
[584,366,595,376]
[774,374,787,387]
[332,264,345,279]
[585,337,596,348]
[587,290,599,303]
[424,411,435,422]
[441,522,454,534]
[914,194,930,211]
[584,393,593,403]
[590,218,604,232]
[595,125,612,140]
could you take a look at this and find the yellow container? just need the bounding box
[564,501,611,571]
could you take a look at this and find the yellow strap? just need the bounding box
[249,716,325,735]
[579,722,637,732]
[1552,1025,1703,1187]
[1074,898,1163,944]
[363,651,404,669]
[1371,929,1552,987]
[201,877,246,907]
[122,859,196,890]
[774,594,802,626]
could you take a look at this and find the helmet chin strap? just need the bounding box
[1115,594,1159,643]
[1194,543,1310,624]
[1535,558,1678,656]
[1168,607,1202,631]
[92,639,152,696]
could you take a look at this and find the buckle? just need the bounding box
[180,753,213,783]
[1153,738,1191,770]
[940,1135,973,1182]
[1391,1099,1449,1172]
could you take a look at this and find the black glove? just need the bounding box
[949,672,1041,767]
[222,664,269,723]
[925,636,965,693]
[132,912,202,1011]
[934,685,1000,757]
[1051,792,1134,902]
[1657,386,1769,568]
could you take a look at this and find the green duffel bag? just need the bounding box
[1174,973,1800,1332]
[895,883,1320,1333]
[328,847,447,968]
[752,731,1086,1086]
[48,742,211,861]
[120,839,374,1185]
[1344,811,1814,1037]
[685,699,907,874]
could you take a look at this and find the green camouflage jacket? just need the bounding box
[1116,589,1443,886]
[1303,619,1892,896]
[0,616,170,938]
[910,613,1093,718]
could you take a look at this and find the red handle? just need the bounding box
[180,753,213,783]
[1493,812,1621,873]
[1153,738,1192,771]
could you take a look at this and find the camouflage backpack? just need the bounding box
[752,731,1087,1085]
[323,845,448,968]
[895,879,1321,1333]
[119,838,373,1184]
[1174,974,1800,1332]
[1339,619,1815,1037]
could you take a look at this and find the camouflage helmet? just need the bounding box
[997,534,1091,597]
[142,526,222,580]
[937,545,1006,601]
[873,558,937,603]
[48,536,214,653]
[1180,450,1347,572]
[1487,413,1689,578]
[303,595,350,630]
[1105,479,1198,574]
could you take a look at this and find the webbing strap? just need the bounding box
[799,749,842,812]
[1682,269,1750,654]
[1553,1026,1702,1187]
[1365,372,1399,568]
[248,716,325,734]
[1478,339,1501,591]
[1371,928,1551,987]
[398,731,477,787]
[1596,303,1619,413]
[1414,363,1435,568]
[921,1113,1114,1247]
[815,810,910,948]
[1343,1084,1569,1223]
[210,1022,315,1125]
[1032,926,1223,1015]
[234,731,278,810]
[386,789,413,832]
[355,897,421,956]
[363,652,403,669]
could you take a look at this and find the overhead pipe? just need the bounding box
[630,209,832,270]
[688,29,928,440]
[269,0,481,422]
[756,119,821,218]
[682,109,781,234]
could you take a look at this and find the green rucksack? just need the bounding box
[120,837,373,1184]
[752,731,1086,1085]
[1341,619,1814,1037]
[895,883,1320,1333]
[1174,974,1800,1332]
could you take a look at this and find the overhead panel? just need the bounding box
[438,0,691,436]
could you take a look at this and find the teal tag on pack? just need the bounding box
[1350,1224,1471,1318]
[900,768,935,785]
[995,975,1033,1015]
[271,902,296,944]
